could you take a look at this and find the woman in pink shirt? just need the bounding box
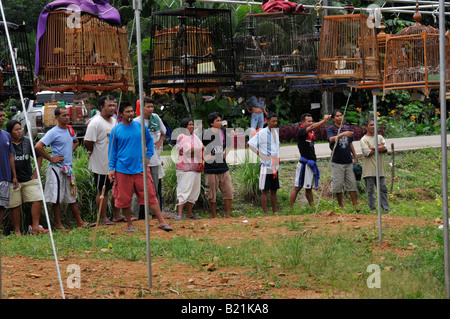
[175,118,205,220]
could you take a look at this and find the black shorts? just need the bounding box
[93,173,113,193]
[260,165,280,191]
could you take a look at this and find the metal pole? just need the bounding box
[134,0,152,289]
[195,0,450,14]
[438,0,449,299]
[0,0,66,299]
[372,92,383,245]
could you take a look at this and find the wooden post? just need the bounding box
[390,142,394,194]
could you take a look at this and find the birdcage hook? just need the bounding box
[432,8,438,25]
[314,0,323,14]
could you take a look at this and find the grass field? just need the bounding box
[0,147,449,299]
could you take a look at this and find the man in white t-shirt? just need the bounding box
[133,97,167,219]
[84,95,125,224]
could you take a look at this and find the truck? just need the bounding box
[10,91,91,141]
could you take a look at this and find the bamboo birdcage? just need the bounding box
[242,11,317,82]
[383,5,450,97]
[0,21,33,100]
[376,17,391,80]
[148,3,235,94]
[317,9,381,82]
[35,11,134,94]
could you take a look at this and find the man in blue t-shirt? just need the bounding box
[35,107,93,230]
[0,107,18,231]
[108,104,172,233]
[327,109,360,212]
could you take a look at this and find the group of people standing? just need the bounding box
[289,109,390,214]
[0,96,389,236]
[244,96,389,215]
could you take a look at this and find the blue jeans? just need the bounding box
[251,113,264,129]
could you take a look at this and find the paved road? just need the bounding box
[162,134,450,166]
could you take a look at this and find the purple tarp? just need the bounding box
[35,0,121,76]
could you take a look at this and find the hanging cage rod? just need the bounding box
[194,0,450,15]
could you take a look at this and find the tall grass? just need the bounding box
[234,152,261,205]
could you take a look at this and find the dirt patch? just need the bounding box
[0,213,434,299]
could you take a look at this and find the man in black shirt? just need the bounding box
[202,112,234,218]
[6,120,47,235]
[327,109,359,211]
[290,113,330,208]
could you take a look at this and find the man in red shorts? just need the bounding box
[108,104,172,232]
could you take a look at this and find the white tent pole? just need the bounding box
[373,91,383,245]
[0,0,65,299]
[133,0,152,289]
[438,0,449,299]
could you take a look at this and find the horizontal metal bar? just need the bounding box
[194,0,450,15]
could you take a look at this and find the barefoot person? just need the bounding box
[6,120,47,235]
[35,107,93,229]
[174,117,205,221]
[327,109,360,212]
[290,113,330,208]
[248,113,280,216]
[202,112,234,218]
[108,103,172,232]
[84,95,125,225]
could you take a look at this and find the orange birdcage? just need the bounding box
[376,16,392,80]
[317,2,381,83]
[35,11,135,94]
[382,2,450,98]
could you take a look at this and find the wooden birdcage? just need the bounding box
[242,11,317,82]
[35,11,135,94]
[148,2,235,94]
[383,5,450,97]
[376,17,391,79]
[0,21,33,100]
[317,8,381,82]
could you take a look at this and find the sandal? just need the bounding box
[173,216,182,221]
[158,224,173,232]
[28,225,49,235]
[188,215,202,220]
[126,226,136,232]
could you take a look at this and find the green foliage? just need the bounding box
[234,151,261,204]
[271,95,291,124]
